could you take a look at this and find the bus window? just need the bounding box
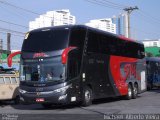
[5,77,11,84]
[68,58,79,79]
[69,28,86,52]
[69,27,86,76]
[87,31,100,53]
[11,77,17,84]
[22,29,69,52]
[0,77,4,84]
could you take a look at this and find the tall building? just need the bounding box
[85,18,116,34]
[29,9,76,31]
[112,13,128,37]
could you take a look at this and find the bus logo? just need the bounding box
[120,63,137,81]
[33,52,48,58]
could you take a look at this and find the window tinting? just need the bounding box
[69,27,86,76]
[87,31,100,53]
[5,77,11,84]
[0,77,4,84]
[22,29,69,52]
[86,29,144,59]
[69,28,86,51]
[11,77,17,84]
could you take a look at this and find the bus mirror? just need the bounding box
[61,47,77,64]
[7,51,21,67]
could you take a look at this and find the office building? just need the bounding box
[29,9,76,31]
[85,18,116,34]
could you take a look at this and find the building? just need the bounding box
[29,9,76,31]
[142,39,160,47]
[142,39,160,57]
[85,18,116,34]
[112,13,127,37]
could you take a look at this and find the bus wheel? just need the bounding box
[132,84,138,99]
[14,96,20,104]
[126,84,132,100]
[42,103,52,108]
[82,87,92,107]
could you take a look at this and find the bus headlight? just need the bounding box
[19,89,27,94]
[54,84,71,93]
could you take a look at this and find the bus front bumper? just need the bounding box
[20,92,71,104]
[19,86,79,105]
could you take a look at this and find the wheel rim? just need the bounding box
[128,87,132,97]
[134,86,137,95]
[85,90,91,103]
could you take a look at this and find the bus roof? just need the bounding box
[146,57,160,62]
[28,25,143,45]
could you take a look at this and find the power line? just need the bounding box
[101,0,128,8]
[0,31,24,37]
[0,0,39,15]
[0,0,72,28]
[0,3,31,22]
[0,27,25,35]
[137,10,160,25]
[0,0,65,20]
[130,27,160,39]
[85,0,124,10]
[0,19,29,29]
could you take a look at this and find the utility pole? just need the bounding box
[0,39,3,50]
[124,6,138,38]
[7,33,11,51]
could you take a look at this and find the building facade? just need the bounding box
[142,39,160,57]
[29,9,76,31]
[85,18,116,34]
[142,39,160,47]
[112,13,127,36]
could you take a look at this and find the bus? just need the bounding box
[0,67,19,104]
[146,57,160,90]
[8,25,146,107]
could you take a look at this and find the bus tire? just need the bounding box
[132,84,138,99]
[81,87,92,107]
[14,96,20,104]
[126,84,132,100]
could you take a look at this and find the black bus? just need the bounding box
[146,57,160,90]
[8,25,146,107]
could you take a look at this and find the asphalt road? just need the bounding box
[0,89,160,120]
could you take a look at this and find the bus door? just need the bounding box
[85,54,102,98]
[84,54,115,98]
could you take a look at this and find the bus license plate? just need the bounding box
[36,98,44,102]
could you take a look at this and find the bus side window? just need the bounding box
[5,77,11,84]
[68,58,79,79]
[11,77,17,84]
[0,77,4,84]
[87,31,100,53]
[69,28,86,76]
[67,50,79,79]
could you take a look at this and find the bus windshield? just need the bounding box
[22,28,69,52]
[20,56,65,83]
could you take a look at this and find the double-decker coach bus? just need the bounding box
[8,25,146,107]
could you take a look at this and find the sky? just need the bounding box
[0,0,160,50]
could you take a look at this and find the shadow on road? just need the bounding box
[11,103,81,110]
[10,96,126,110]
[1,91,152,110]
[0,100,15,107]
[147,88,160,93]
